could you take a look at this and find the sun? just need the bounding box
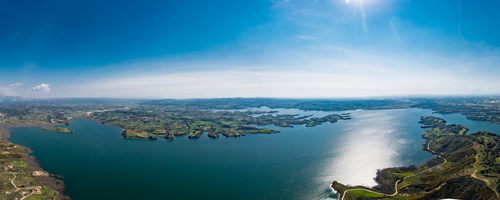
[345,0,373,4]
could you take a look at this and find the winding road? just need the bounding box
[9,172,18,190]
[5,171,41,199]
[20,190,35,200]
[471,151,500,198]
[340,139,447,200]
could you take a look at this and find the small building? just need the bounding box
[5,163,14,170]
[34,187,42,194]
[32,171,44,176]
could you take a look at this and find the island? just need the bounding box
[331,116,500,200]
[1,96,500,199]
[3,96,500,141]
[95,109,347,140]
[43,127,74,133]
[121,130,157,140]
[2,96,500,142]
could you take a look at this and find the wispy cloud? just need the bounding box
[296,35,314,40]
[388,18,400,42]
[9,83,24,87]
[0,82,24,96]
[270,0,291,9]
[39,33,500,99]
[58,55,499,99]
[306,0,320,7]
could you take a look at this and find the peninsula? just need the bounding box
[332,116,500,200]
[0,129,68,199]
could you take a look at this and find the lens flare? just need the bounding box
[343,0,369,41]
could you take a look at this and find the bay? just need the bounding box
[8,108,488,200]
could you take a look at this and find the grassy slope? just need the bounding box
[332,116,499,200]
[350,190,384,197]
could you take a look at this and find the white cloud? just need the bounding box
[29,84,51,93]
[0,82,24,96]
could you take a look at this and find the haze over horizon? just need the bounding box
[2,0,500,98]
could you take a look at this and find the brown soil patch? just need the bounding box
[0,125,11,139]
[3,123,61,129]
[24,148,71,200]
[0,126,71,199]
[471,155,491,185]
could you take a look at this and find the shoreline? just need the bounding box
[332,139,442,200]
[331,116,498,200]
[2,122,64,131]
[0,123,71,200]
[331,133,438,199]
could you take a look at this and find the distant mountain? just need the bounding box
[0,95,25,103]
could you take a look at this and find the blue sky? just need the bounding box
[1,0,500,98]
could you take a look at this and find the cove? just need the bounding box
[8,108,481,200]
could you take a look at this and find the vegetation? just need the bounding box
[2,96,500,199]
[0,96,500,199]
[43,127,74,133]
[1,96,500,141]
[121,130,157,140]
[0,96,500,126]
[0,97,133,126]
[12,161,28,168]
[418,116,469,139]
[415,96,500,124]
[350,190,384,197]
[91,107,348,140]
[0,140,61,199]
[394,172,414,177]
[142,98,417,111]
[332,116,500,200]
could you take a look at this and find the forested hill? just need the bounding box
[141,98,415,110]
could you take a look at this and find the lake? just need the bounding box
[9,108,499,200]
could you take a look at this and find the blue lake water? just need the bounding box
[8,108,500,200]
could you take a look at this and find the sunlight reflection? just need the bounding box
[325,112,404,186]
